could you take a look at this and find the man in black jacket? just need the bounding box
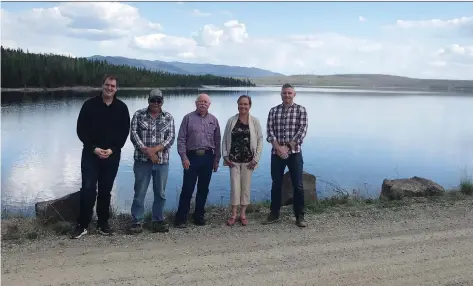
[71,75,131,239]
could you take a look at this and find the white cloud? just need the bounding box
[191,9,212,17]
[359,16,367,23]
[1,3,473,80]
[395,16,473,29]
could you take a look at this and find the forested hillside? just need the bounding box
[1,47,255,88]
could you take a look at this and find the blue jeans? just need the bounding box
[131,160,169,224]
[270,152,305,217]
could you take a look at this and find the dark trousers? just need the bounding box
[175,150,215,222]
[77,149,120,228]
[270,152,305,217]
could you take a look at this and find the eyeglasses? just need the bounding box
[149,98,162,104]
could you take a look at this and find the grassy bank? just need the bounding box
[2,186,472,244]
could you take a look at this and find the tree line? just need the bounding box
[1,47,255,89]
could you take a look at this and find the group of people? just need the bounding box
[70,75,308,239]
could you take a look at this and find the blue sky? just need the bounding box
[1,1,472,79]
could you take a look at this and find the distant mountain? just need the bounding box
[249,74,473,92]
[87,55,284,78]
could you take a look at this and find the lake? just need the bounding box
[2,87,473,215]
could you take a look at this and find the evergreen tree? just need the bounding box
[1,47,256,88]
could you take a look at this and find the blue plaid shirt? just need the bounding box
[130,108,176,163]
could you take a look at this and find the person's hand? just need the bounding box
[94,148,109,159]
[103,149,113,157]
[224,157,234,168]
[213,161,219,172]
[150,154,160,164]
[276,145,289,159]
[145,147,157,158]
[289,141,297,150]
[247,160,257,170]
[182,159,190,170]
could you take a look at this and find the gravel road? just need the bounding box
[2,199,473,286]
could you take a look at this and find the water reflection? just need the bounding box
[2,88,473,214]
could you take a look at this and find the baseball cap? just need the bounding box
[149,89,163,101]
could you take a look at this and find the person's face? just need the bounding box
[281,87,295,104]
[102,78,117,98]
[148,97,162,113]
[238,97,251,115]
[195,95,211,113]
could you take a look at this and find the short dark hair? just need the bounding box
[281,83,294,89]
[103,74,118,86]
[237,94,252,106]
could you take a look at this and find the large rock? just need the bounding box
[380,176,445,200]
[35,191,81,224]
[281,171,317,206]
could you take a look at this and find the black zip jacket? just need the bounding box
[76,94,131,155]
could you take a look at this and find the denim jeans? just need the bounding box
[131,160,169,224]
[270,152,305,217]
[175,150,215,223]
[78,148,121,228]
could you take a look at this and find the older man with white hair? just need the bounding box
[174,93,221,228]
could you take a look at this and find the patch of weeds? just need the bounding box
[3,223,21,240]
[306,195,365,214]
[246,200,271,213]
[26,231,39,240]
[460,177,473,196]
[51,221,72,235]
[446,189,468,201]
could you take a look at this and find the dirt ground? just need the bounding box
[2,199,473,286]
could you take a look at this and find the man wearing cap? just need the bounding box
[174,93,221,228]
[128,89,176,233]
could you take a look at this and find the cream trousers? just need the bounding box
[229,162,253,206]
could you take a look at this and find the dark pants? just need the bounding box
[77,149,121,228]
[270,152,305,217]
[175,150,215,222]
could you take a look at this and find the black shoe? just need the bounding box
[173,220,187,228]
[151,221,169,233]
[193,217,206,226]
[262,213,280,225]
[97,221,114,236]
[128,223,143,234]
[70,224,88,239]
[296,215,307,228]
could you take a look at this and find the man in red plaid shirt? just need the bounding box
[263,83,308,227]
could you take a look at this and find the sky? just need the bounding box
[1,1,473,80]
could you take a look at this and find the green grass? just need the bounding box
[460,177,473,196]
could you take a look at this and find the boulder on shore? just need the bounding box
[35,191,81,224]
[380,176,445,200]
[281,171,317,206]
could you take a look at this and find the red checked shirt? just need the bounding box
[266,103,308,154]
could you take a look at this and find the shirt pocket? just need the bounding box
[206,122,216,139]
[156,121,169,133]
[137,116,149,130]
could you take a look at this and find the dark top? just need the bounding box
[77,94,131,155]
[229,119,253,163]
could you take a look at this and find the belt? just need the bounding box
[187,149,214,156]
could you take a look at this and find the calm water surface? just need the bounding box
[2,87,473,214]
